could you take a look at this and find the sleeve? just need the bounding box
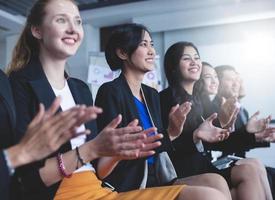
[9,76,49,194]
[0,150,10,200]
[95,83,123,132]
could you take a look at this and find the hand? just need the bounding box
[8,97,94,168]
[255,127,275,142]
[218,97,239,129]
[246,111,271,133]
[193,113,230,143]
[167,102,192,140]
[90,115,163,160]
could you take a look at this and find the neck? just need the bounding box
[39,52,67,89]
[123,68,144,100]
[180,80,194,95]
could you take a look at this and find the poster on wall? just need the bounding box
[87,52,162,98]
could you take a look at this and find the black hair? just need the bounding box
[105,23,151,71]
[164,41,200,88]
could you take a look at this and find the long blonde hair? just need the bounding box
[6,0,76,74]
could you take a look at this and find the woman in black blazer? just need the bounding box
[0,69,97,200]
[95,23,231,200]
[160,41,272,200]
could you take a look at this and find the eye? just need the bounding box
[139,42,147,47]
[76,19,82,25]
[56,17,66,23]
[194,56,200,60]
[182,57,191,61]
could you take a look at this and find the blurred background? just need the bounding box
[0,0,274,166]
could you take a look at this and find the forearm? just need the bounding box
[39,140,99,186]
[97,157,120,180]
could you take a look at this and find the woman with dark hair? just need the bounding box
[95,23,231,200]
[7,1,177,200]
[160,41,272,200]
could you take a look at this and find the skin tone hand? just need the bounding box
[6,97,101,169]
[96,115,163,179]
[246,111,271,133]
[255,127,275,142]
[218,97,239,130]
[193,113,230,143]
[87,115,163,160]
[167,102,192,141]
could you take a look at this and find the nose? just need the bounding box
[66,20,77,34]
[148,45,156,56]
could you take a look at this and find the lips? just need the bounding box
[145,58,155,64]
[188,66,200,73]
[62,37,77,45]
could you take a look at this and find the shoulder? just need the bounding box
[142,83,158,93]
[159,87,172,100]
[0,69,9,83]
[69,77,89,90]
[97,77,123,95]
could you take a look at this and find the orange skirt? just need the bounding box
[54,171,184,200]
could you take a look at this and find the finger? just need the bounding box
[114,126,143,136]
[138,150,156,158]
[117,140,145,151]
[120,132,147,143]
[206,113,218,123]
[127,119,139,127]
[141,127,158,137]
[72,129,91,138]
[169,104,179,116]
[106,114,122,129]
[142,141,161,151]
[29,103,45,128]
[74,106,103,126]
[142,133,163,144]
[45,96,61,118]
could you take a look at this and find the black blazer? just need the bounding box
[0,69,16,148]
[9,57,97,200]
[95,74,173,192]
[160,86,218,178]
[0,69,16,200]
[0,151,10,200]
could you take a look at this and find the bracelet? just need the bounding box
[57,153,72,178]
[75,147,85,166]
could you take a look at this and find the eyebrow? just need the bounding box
[182,53,199,56]
[54,13,81,19]
[141,39,153,43]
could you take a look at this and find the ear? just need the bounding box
[31,25,42,39]
[116,48,128,61]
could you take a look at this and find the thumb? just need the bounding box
[221,97,226,106]
[169,104,179,116]
[206,113,218,123]
[107,114,122,129]
[251,111,260,119]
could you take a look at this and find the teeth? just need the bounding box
[63,38,75,44]
[189,68,198,72]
